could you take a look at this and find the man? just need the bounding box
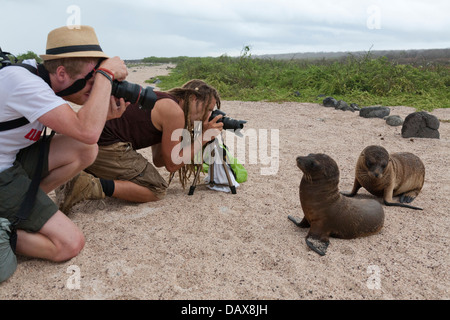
[0,25,129,263]
[57,79,224,213]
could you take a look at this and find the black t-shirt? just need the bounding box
[98,91,178,150]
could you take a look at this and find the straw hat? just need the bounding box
[40,25,109,61]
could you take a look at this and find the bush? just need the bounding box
[16,51,42,64]
[151,49,450,110]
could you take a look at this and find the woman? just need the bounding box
[56,79,224,213]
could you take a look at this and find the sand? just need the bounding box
[0,64,448,301]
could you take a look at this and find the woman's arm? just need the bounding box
[152,99,222,172]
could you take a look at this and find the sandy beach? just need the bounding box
[0,64,448,301]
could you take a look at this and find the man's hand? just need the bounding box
[99,56,128,82]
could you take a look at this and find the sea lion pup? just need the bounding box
[288,153,385,256]
[343,145,425,210]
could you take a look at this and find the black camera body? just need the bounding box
[111,80,157,110]
[209,109,247,131]
[0,48,16,70]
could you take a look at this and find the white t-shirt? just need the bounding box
[0,60,66,172]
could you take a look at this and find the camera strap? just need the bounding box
[54,60,102,97]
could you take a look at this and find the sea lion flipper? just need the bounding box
[383,200,423,210]
[299,218,310,228]
[341,178,361,197]
[288,215,310,228]
[305,236,329,256]
[399,190,421,204]
[306,227,329,256]
[347,178,362,197]
[399,193,415,203]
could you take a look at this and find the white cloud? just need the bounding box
[1,0,448,58]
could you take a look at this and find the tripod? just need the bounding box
[188,137,237,195]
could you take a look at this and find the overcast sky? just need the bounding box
[2,0,449,59]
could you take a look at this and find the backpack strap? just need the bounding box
[0,63,43,131]
[0,117,30,132]
[9,129,54,253]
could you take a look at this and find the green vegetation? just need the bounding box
[16,51,42,64]
[2,50,43,64]
[145,47,450,111]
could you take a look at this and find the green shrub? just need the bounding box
[147,49,450,110]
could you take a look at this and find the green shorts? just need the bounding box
[0,136,58,232]
[86,142,169,199]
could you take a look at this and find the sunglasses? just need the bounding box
[55,59,103,97]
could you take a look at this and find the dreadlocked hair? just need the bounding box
[167,79,221,188]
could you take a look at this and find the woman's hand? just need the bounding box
[106,97,130,120]
[202,113,223,142]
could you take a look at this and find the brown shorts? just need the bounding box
[86,142,168,199]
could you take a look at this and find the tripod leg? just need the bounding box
[209,159,215,185]
[188,165,202,195]
[222,162,237,194]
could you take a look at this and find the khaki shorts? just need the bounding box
[86,142,168,199]
[0,136,58,232]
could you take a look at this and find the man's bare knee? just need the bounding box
[52,232,85,262]
[78,144,98,169]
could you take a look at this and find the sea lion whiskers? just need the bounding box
[302,172,313,183]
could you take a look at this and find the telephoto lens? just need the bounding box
[111,80,158,110]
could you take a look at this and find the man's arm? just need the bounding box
[39,57,128,144]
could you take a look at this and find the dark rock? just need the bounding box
[385,115,403,126]
[359,106,390,118]
[293,91,301,97]
[323,97,338,108]
[401,112,440,139]
[336,100,354,112]
[350,103,360,111]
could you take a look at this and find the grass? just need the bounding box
[144,48,450,111]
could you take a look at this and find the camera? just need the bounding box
[0,48,16,69]
[111,80,157,110]
[209,109,247,131]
